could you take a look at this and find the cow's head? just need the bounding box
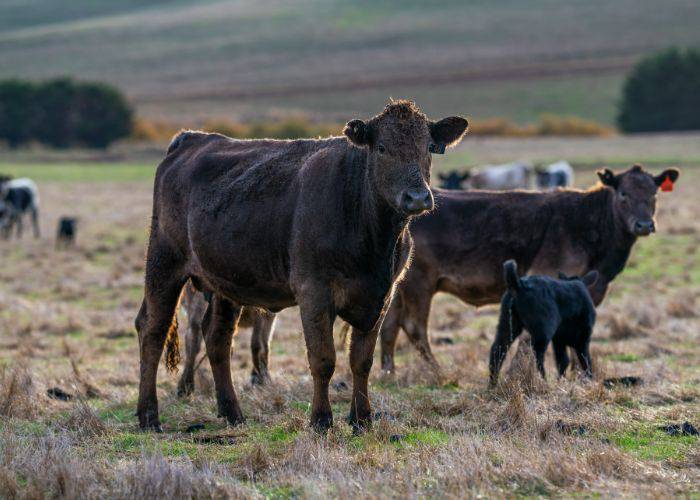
[344,99,468,216]
[597,164,680,237]
[438,170,471,190]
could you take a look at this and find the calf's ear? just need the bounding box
[429,116,469,149]
[460,171,471,181]
[344,119,371,147]
[597,168,618,188]
[653,168,680,187]
[581,270,599,288]
[557,271,568,280]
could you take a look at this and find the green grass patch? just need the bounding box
[611,426,698,461]
[0,163,155,183]
[606,353,642,363]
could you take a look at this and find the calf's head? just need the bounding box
[597,164,679,237]
[438,170,471,190]
[344,100,468,216]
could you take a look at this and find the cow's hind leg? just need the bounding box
[402,293,440,374]
[135,243,186,431]
[552,335,570,377]
[250,312,276,385]
[348,326,379,433]
[379,300,401,373]
[204,295,245,425]
[30,206,40,238]
[177,306,204,397]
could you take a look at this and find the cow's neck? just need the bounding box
[343,146,410,284]
[588,187,637,282]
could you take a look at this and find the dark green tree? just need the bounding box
[0,80,37,147]
[618,47,700,132]
[0,77,133,149]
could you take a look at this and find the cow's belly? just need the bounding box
[529,242,589,277]
[438,275,504,307]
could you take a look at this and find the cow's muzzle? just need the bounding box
[633,220,655,236]
[399,188,434,215]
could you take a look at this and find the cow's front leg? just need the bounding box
[348,325,379,433]
[298,286,336,432]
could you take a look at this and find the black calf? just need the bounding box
[437,170,470,190]
[56,217,77,248]
[489,260,597,386]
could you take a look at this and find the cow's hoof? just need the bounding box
[140,421,163,433]
[176,377,195,397]
[250,372,269,386]
[311,413,333,433]
[225,414,246,427]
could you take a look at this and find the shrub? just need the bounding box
[0,77,133,149]
[618,47,700,132]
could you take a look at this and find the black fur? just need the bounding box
[489,260,597,385]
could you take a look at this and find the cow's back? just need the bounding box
[408,189,551,305]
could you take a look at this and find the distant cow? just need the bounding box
[176,282,276,396]
[489,260,598,385]
[438,170,470,190]
[536,160,574,190]
[380,164,679,373]
[56,217,77,248]
[0,177,40,239]
[134,100,469,433]
[468,162,532,190]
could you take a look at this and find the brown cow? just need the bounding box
[176,282,276,397]
[379,164,679,373]
[134,100,469,432]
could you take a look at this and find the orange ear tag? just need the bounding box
[660,176,674,192]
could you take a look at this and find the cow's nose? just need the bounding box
[634,220,655,236]
[400,188,434,214]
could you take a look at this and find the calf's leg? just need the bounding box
[203,295,245,425]
[488,297,523,386]
[298,287,336,432]
[552,336,570,377]
[250,312,276,385]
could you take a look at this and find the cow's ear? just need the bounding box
[429,116,469,149]
[344,119,371,147]
[653,168,680,187]
[581,270,599,287]
[597,168,618,188]
[557,271,568,280]
[438,172,448,181]
[460,171,471,181]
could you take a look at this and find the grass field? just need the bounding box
[2,0,699,124]
[0,139,698,497]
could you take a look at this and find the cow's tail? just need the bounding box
[164,314,180,373]
[503,259,521,292]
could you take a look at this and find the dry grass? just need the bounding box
[0,163,697,497]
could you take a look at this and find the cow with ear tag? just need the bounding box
[377,164,680,375]
[597,164,679,237]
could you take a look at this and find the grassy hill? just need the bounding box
[1,0,699,124]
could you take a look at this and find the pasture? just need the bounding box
[2,0,700,124]
[0,139,698,497]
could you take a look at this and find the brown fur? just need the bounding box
[380,165,680,373]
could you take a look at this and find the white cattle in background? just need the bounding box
[468,162,532,190]
[536,160,574,190]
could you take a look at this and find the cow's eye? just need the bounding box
[619,191,627,200]
[377,143,386,154]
